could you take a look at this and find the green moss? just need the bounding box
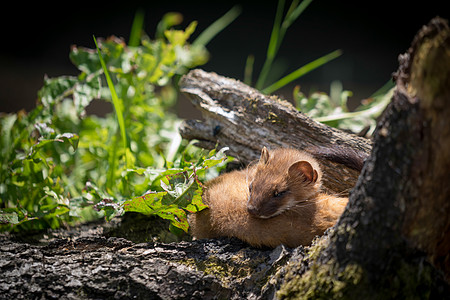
[277,232,366,300]
[277,236,444,300]
[267,111,281,123]
[306,234,330,261]
[177,251,265,288]
[277,259,364,300]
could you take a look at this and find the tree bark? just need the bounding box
[0,230,294,299]
[1,17,449,300]
[276,16,450,298]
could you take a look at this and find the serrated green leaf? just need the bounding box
[38,76,78,107]
[0,210,19,225]
[185,186,207,213]
[73,78,101,115]
[156,206,189,232]
[123,191,167,215]
[70,46,101,74]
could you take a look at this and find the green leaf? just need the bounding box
[70,46,101,74]
[156,12,184,39]
[185,185,208,213]
[123,191,167,215]
[202,147,229,168]
[244,54,255,86]
[282,0,313,33]
[193,5,242,47]
[0,210,19,225]
[56,133,80,150]
[123,191,191,232]
[29,133,79,158]
[262,49,342,94]
[73,77,101,115]
[255,0,285,90]
[94,35,131,171]
[129,9,145,47]
[164,21,197,46]
[158,206,189,232]
[38,76,78,108]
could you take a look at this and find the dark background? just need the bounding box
[0,1,447,116]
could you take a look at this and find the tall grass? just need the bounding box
[252,0,330,93]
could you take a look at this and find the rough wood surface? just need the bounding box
[276,17,450,298]
[179,70,372,195]
[0,224,297,300]
[396,16,450,279]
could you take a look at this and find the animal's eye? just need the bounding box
[273,190,287,198]
[248,183,253,193]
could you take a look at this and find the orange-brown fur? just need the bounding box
[189,148,348,248]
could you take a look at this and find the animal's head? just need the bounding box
[247,147,321,218]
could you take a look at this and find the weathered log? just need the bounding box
[179,70,372,195]
[0,223,297,299]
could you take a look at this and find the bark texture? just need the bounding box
[277,16,450,299]
[0,219,297,299]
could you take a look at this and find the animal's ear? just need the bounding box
[260,146,270,164]
[288,161,318,183]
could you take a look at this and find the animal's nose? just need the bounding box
[247,204,259,216]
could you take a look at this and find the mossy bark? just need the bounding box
[276,17,450,299]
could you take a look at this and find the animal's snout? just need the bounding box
[247,203,259,217]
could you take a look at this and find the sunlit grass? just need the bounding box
[262,49,342,94]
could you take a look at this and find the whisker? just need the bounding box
[291,192,347,209]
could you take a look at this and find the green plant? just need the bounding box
[294,80,394,135]
[245,0,342,94]
[243,0,392,135]
[0,9,239,233]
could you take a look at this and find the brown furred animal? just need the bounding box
[189,147,349,248]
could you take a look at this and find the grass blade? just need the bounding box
[278,0,313,50]
[193,5,242,47]
[93,36,130,169]
[244,54,255,85]
[255,0,285,90]
[262,49,342,94]
[282,0,313,31]
[129,9,145,47]
[314,88,393,123]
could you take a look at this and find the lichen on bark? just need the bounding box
[276,17,450,299]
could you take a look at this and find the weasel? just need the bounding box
[189,147,350,248]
